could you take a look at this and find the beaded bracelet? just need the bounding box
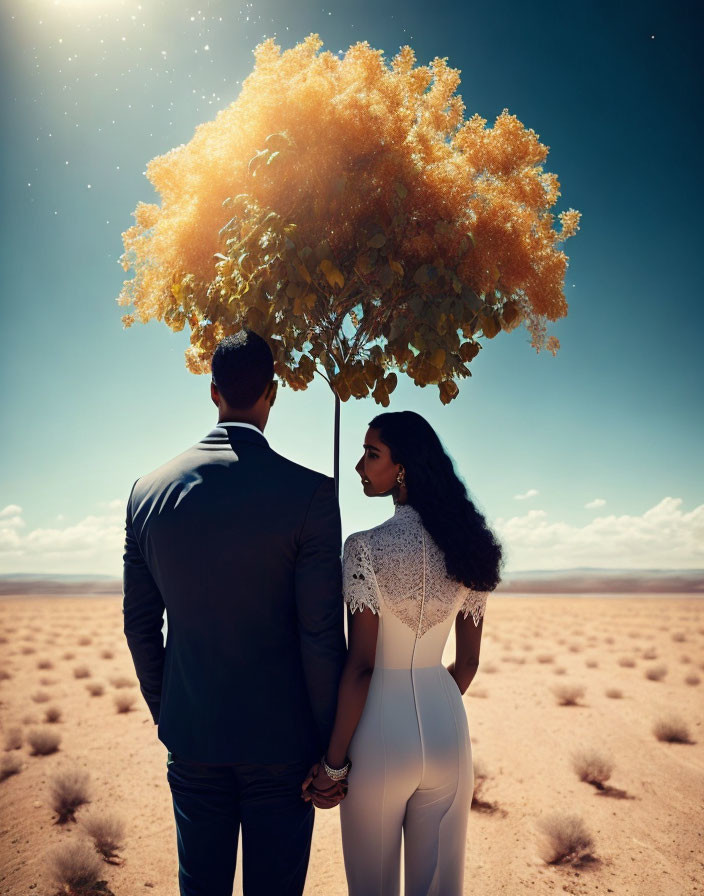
[322,754,351,781]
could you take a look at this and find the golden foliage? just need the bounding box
[117,34,580,404]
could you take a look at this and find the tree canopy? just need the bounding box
[118,34,580,405]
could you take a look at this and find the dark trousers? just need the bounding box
[166,751,315,896]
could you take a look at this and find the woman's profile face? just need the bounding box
[355,427,400,497]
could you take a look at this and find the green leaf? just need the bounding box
[318,259,344,290]
[248,148,269,175]
[439,380,459,405]
[413,265,430,286]
[265,132,291,151]
[389,317,407,342]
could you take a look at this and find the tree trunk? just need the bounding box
[333,390,340,500]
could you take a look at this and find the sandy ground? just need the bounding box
[0,594,702,896]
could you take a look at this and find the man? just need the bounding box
[123,330,348,896]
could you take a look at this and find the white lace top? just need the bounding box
[343,502,489,638]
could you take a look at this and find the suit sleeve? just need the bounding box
[295,477,348,753]
[122,482,165,725]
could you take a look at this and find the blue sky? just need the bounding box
[0,0,702,575]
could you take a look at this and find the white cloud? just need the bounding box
[0,505,22,518]
[3,496,703,577]
[514,489,539,501]
[0,505,25,532]
[0,503,125,576]
[495,497,704,570]
[100,499,127,512]
[585,498,606,509]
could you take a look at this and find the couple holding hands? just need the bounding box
[123,330,502,895]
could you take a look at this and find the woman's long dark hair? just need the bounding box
[369,411,504,592]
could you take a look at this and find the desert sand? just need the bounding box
[0,594,702,896]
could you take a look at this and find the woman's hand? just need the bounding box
[301,761,347,809]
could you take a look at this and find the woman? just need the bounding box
[303,410,503,895]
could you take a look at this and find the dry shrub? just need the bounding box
[680,654,691,664]
[568,643,582,653]
[62,651,76,661]
[81,811,126,859]
[571,748,614,787]
[644,664,667,681]
[671,632,686,642]
[0,754,22,782]
[39,676,57,686]
[480,663,498,674]
[468,686,488,698]
[553,666,567,676]
[50,767,91,823]
[47,840,103,893]
[27,727,61,755]
[605,687,623,699]
[604,636,614,645]
[472,756,489,802]
[536,812,595,864]
[21,645,36,655]
[109,676,136,689]
[100,649,114,660]
[536,654,554,664]
[618,656,636,668]
[37,658,54,669]
[4,726,23,750]
[86,682,105,697]
[684,674,700,686]
[44,705,63,724]
[0,667,11,680]
[78,636,93,646]
[627,630,640,639]
[73,665,91,679]
[32,690,52,703]
[585,659,598,668]
[653,715,692,743]
[642,647,658,660]
[114,693,136,713]
[552,683,585,706]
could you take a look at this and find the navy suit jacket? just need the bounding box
[122,423,347,765]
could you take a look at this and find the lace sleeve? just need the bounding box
[460,589,489,627]
[343,533,379,615]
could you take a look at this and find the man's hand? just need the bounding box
[301,761,347,809]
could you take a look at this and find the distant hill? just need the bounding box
[496,568,704,594]
[0,569,702,596]
[0,574,122,595]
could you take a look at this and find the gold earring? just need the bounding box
[396,470,405,485]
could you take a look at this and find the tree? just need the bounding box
[117,35,580,490]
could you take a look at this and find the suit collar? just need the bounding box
[201,424,269,450]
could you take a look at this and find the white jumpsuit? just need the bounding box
[339,502,488,896]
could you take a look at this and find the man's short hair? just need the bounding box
[211,331,274,409]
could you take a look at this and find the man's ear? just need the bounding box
[210,381,220,406]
